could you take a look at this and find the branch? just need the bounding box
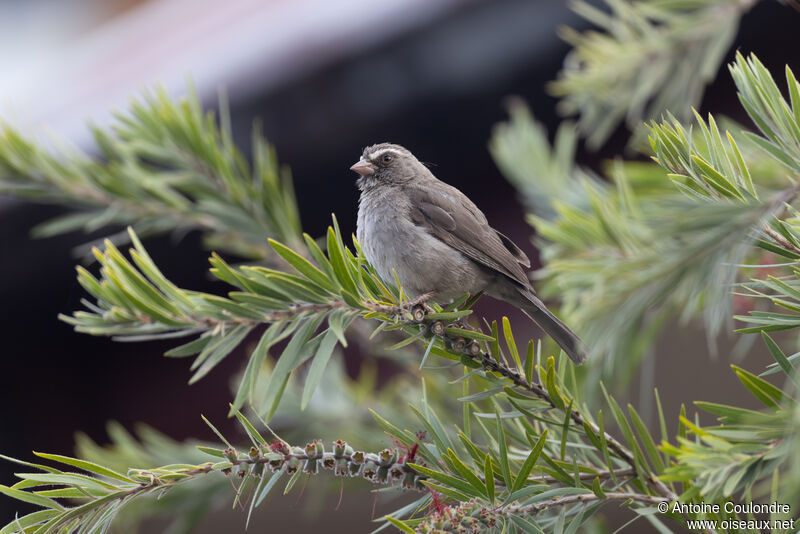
[0,87,303,259]
[0,432,428,534]
[552,0,759,148]
[412,492,668,534]
[460,347,677,502]
[505,491,663,515]
[60,223,677,504]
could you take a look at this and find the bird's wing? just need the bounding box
[407,184,531,287]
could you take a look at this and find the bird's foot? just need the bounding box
[408,291,436,308]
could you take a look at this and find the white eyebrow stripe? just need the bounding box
[367,148,404,161]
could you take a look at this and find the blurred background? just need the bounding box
[1,0,799,531]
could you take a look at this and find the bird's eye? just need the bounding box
[382,154,393,163]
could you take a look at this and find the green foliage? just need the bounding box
[490,53,800,394]
[3,31,800,534]
[0,87,302,259]
[552,0,759,148]
[58,223,505,419]
[0,413,435,534]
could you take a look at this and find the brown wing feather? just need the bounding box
[407,185,531,287]
[495,230,530,268]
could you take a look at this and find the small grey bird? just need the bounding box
[351,142,587,364]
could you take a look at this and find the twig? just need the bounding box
[464,349,678,502]
[763,226,800,256]
[504,491,663,515]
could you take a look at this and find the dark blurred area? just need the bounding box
[1,0,799,531]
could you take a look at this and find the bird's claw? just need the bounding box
[408,291,436,308]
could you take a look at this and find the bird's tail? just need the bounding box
[517,289,587,365]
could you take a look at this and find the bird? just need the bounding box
[350,142,587,364]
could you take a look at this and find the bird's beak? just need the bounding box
[350,158,376,176]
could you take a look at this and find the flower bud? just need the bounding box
[286,456,300,474]
[389,465,404,481]
[303,458,318,475]
[322,453,336,470]
[268,457,284,472]
[223,447,238,463]
[333,439,347,457]
[376,465,390,483]
[363,460,378,480]
[335,458,349,477]
[252,462,265,478]
[378,448,397,466]
[269,439,290,455]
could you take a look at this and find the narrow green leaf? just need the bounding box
[425,310,473,321]
[40,490,127,532]
[383,516,416,534]
[233,409,266,446]
[303,233,337,281]
[327,226,359,296]
[201,415,233,449]
[0,509,60,534]
[165,335,211,357]
[591,477,606,498]
[327,308,354,347]
[231,320,285,414]
[283,469,303,495]
[407,464,482,499]
[560,401,572,461]
[458,432,487,468]
[261,316,323,416]
[445,449,486,497]
[17,473,116,492]
[495,412,512,487]
[32,453,132,484]
[189,326,252,384]
[444,327,494,342]
[254,470,283,508]
[484,455,495,505]
[502,317,523,371]
[760,332,795,377]
[0,485,63,510]
[732,364,786,407]
[726,132,755,197]
[269,239,335,293]
[512,429,548,493]
[544,357,565,411]
[196,446,227,458]
[524,340,535,385]
[370,410,412,445]
[418,480,473,502]
[301,329,339,409]
[490,320,501,362]
[787,65,800,127]
[419,337,437,370]
[627,406,665,473]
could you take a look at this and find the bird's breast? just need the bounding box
[357,190,485,301]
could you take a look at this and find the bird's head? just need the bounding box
[350,143,428,190]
